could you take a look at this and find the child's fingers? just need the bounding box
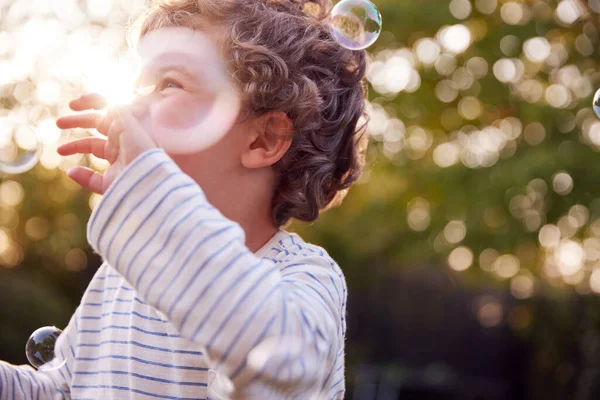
[105,118,123,164]
[115,106,144,130]
[57,137,108,159]
[56,113,103,130]
[97,109,117,136]
[66,167,106,194]
[69,94,108,111]
[116,105,156,148]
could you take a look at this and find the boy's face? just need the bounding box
[130,26,250,189]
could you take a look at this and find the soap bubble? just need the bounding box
[133,27,241,154]
[329,0,382,50]
[25,326,66,372]
[0,125,42,175]
[593,88,600,119]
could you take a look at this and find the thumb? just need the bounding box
[114,105,144,132]
[115,106,158,160]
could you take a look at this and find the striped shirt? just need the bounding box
[0,149,348,400]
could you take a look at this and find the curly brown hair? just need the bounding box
[133,0,369,227]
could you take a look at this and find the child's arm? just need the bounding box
[0,320,75,399]
[87,149,346,398]
[0,363,69,400]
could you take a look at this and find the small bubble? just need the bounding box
[593,88,600,119]
[329,0,382,50]
[25,326,64,371]
[0,125,42,175]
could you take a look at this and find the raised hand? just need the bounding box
[56,93,158,194]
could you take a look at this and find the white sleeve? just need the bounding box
[86,149,346,398]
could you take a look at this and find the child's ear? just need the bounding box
[241,111,293,169]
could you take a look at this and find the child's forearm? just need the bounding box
[87,149,346,397]
[0,362,70,399]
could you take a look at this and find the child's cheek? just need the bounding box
[153,93,214,131]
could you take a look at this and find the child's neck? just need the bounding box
[200,177,279,253]
[174,155,279,253]
[214,189,279,253]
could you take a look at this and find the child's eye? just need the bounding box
[159,79,183,91]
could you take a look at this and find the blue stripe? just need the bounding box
[134,205,217,290]
[291,306,308,400]
[31,370,45,399]
[78,325,180,338]
[71,385,206,400]
[77,340,202,355]
[284,271,337,307]
[55,359,69,391]
[283,280,336,321]
[297,307,320,356]
[229,313,278,381]
[155,225,234,310]
[322,344,339,390]
[289,234,302,250]
[67,337,76,358]
[58,349,72,380]
[143,219,230,305]
[28,371,40,400]
[28,368,33,399]
[213,283,281,369]
[74,370,207,386]
[280,263,310,273]
[123,194,206,279]
[116,183,197,278]
[189,259,262,338]
[330,377,343,390]
[181,250,249,331]
[80,310,167,323]
[167,235,238,317]
[206,266,278,349]
[15,370,24,397]
[76,354,208,371]
[329,275,341,305]
[105,171,183,261]
[92,153,166,244]
[253,291,292,397]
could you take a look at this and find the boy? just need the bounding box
[0,0,368,398]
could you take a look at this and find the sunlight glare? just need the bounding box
[82,56,138,106]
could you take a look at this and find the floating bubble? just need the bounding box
[329,0,382,50]
[134,27,241,154]
[0,125,42,175]
[593,88,600,119]
[25,326,66,371]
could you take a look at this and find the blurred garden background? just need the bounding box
[2,0,600,398]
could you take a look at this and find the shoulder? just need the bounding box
[263,232,347,301]
[262,232,340,270]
